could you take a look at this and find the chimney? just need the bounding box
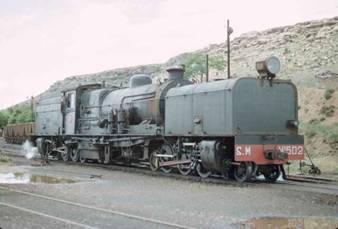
[166,66,184,81]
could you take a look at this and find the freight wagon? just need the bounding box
[3,122,34,144]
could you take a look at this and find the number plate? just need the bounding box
[235,144,304,164]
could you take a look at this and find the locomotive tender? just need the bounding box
[33,57,304,182]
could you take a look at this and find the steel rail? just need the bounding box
[0,186,194,229]
[1,145,337,189]
[0,201,97,229]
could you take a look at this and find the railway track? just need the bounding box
[285,174,338,183]
[1,145,338,195]
[0,185,193,229]
[0,146,22,155]
[0,146,248,187]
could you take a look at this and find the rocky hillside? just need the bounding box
[48,17,338,88]
[20,17,338,173]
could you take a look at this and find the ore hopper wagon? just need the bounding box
[3,122,34,144]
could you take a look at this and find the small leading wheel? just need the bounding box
[69,147,79,162]
[234,162,253,182]
[196,162,211,178]
[149,150,159,171]
[177,153,192,176]
[263,165,281,183]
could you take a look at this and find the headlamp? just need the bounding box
[256,56,281,77]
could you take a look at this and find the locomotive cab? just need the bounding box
[61,84,103,135]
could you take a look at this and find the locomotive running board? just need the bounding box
[159,159,192,167]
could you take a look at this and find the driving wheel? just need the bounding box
[177,153,192,176]
[149,150,159,171]
[158,144,174,174]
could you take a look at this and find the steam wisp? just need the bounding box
[22,140,38,159]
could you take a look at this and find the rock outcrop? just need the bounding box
[43,17,338,92]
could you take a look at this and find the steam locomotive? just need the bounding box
[32,56,304,182]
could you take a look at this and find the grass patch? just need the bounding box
[301,121,338,145]
[13,172,24,177]
[284,161,303,174]
[305,130,316,138]
[327,133,338,144]
[0,152,11,163]
[324,88,335,100]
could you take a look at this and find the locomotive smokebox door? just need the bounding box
[192,117,203,135]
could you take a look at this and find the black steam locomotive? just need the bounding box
[32,57,304,182]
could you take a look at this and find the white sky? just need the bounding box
[0,0,337,109]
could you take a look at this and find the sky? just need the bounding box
[0,0,337,109]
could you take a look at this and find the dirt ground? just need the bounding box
[0,154,337,229]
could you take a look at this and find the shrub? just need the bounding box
[183,53,225,80]
[0,105,33,127]
[324,88,335,100]
[320,105,336,117]
[0,152,10,163]
[309,119,318,124]
[0,112,8,129]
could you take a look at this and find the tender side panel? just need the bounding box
[165,91,193,135]
[165,80,236,136]
[233,79,297,135]
[35,95,62,135]
[192,90,229,135]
